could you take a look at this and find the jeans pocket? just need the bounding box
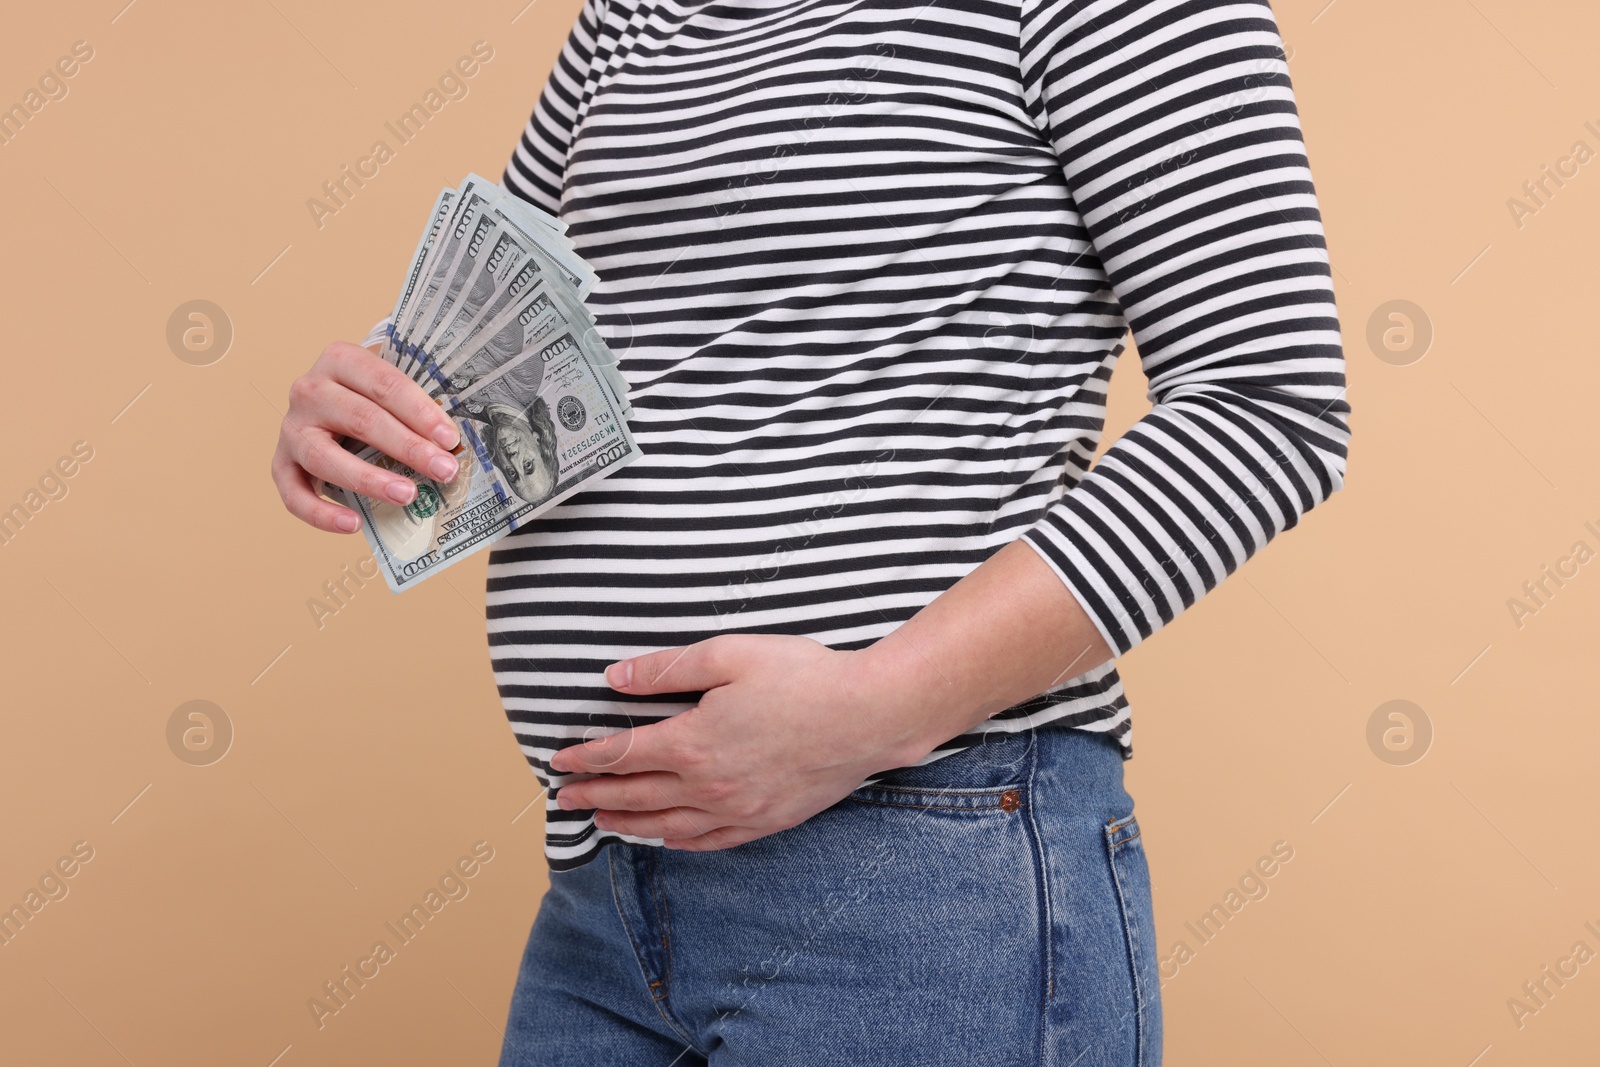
[846,730,1037,814]
[844,780,1029,815]
[1103,813,1163,1066]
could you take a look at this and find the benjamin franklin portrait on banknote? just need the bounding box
[458,390,558,505]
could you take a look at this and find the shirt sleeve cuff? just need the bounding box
[1018,519,1142,661]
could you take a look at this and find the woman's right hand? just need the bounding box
[271,340,462,534]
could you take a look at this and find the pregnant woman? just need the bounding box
[270,0,1350,1062]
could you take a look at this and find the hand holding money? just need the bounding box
[270,341,464,532]
[271,175,640,592]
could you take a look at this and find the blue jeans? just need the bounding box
[498,726,1162,1066]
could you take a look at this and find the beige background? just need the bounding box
[1,0,1596,1063]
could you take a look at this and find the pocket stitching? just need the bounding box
[1104,816,1152,1066]
[846,790,1026,812]
[1016,741,1053,1048]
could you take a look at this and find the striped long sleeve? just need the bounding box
[1016,0,1351,657]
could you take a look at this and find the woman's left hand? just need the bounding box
[548,634,936,851]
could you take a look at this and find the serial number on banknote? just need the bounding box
[563,426,620,462]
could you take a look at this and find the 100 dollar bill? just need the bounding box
[342,347,640,592]
[383,188,456,372]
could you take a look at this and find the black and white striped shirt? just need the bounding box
[489,0,1350,870]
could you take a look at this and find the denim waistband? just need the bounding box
[859,722,1129,812]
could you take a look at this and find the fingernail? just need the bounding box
[556,792,575,810]
[387,480,415,505]
[432,423,459,449]
[607,661,633,688]
[594,814,611,830]
[336,513,359,533]
[429,454,458,481]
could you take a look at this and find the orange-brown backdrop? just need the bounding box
[2,0,1596,1063]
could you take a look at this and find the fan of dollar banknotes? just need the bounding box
[331,173,641,593]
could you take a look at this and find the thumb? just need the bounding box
[607,637,743,695]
